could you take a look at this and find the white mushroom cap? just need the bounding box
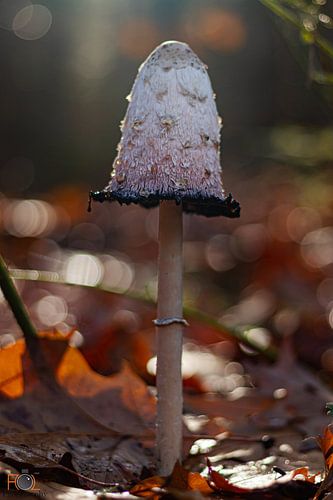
[90,41,240,217]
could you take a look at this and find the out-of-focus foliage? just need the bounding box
[260,0,333,93]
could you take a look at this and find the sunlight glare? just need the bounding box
[64,253,103,286]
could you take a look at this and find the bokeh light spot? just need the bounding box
[4,199,57,237]
[273,388,288,400]
[64,253,103,286]
[13,4,52,41]
[273,309,300,336]
[185,8,247,52]
[231,223,267,262]
[301,227,333,268]
[205,234,235,271]
[36,294,67,327]
[268,204,294,242]
[244,328,271,350]
[102,255,134,291]
[0,333,16,348]
[328,308,333,329]
[286,206,322,243]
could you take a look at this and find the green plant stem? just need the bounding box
[259,0,333,60]
[260,0,300,29]
[0,255,39,341]
[184,307,277,362]
[0,255,58,389]
[9,268,278,362]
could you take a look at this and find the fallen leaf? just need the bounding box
[167,461,190,490]
[130,476,165,499]
[187,472,213,494]
[318,424,333,471]
[314,425,333,499]
[130,465,213,500]
[246,338,333,435]
[0,432,153,489]
[208,460,251,494]
[0,341,25,398]
[0,336,156,436]
[290,466,320,483]
[57,348,156,434]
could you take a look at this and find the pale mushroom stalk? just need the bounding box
[156,200,183,473]
[89,40,240,476]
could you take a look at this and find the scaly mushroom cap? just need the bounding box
[90,41,240,217]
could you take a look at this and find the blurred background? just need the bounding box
[1,0,333,395]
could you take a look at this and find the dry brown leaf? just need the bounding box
[0,432,152,489]
[208,460,251,494]
[0,337,156,436]
[187,472,213,494]
[318,424,333,471]
[130,475,165,499]
[57,347,156,434]
[130,464,213,499]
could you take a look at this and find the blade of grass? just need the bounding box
[259,0,333,60]
[9,267,277,361]
[0,254,58,390]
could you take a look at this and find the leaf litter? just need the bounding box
[0,328,332,498]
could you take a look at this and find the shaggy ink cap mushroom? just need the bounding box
[90,41,240,218]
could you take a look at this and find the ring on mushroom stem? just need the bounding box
[153,317,189,327]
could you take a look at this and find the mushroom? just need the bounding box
[89,41,240,475]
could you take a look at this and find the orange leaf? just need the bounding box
[0,332,69,398]
[209,470,250,493]
[208,461,250,494]
[291,467,320,483]
[0,335,156,435]
[57,348,156,433]
[0,340,25,398]
[188,472,214,494]
[167,461,189,490]
[319,425,333,470]
[130,476,165,498]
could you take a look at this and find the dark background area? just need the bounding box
[0,0,332,195]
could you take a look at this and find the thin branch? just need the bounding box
[259,0,333,60]
[9,267,278,361]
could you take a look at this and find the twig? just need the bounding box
[9,267,278,361]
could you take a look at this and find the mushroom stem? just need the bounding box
[156,200,183,475]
